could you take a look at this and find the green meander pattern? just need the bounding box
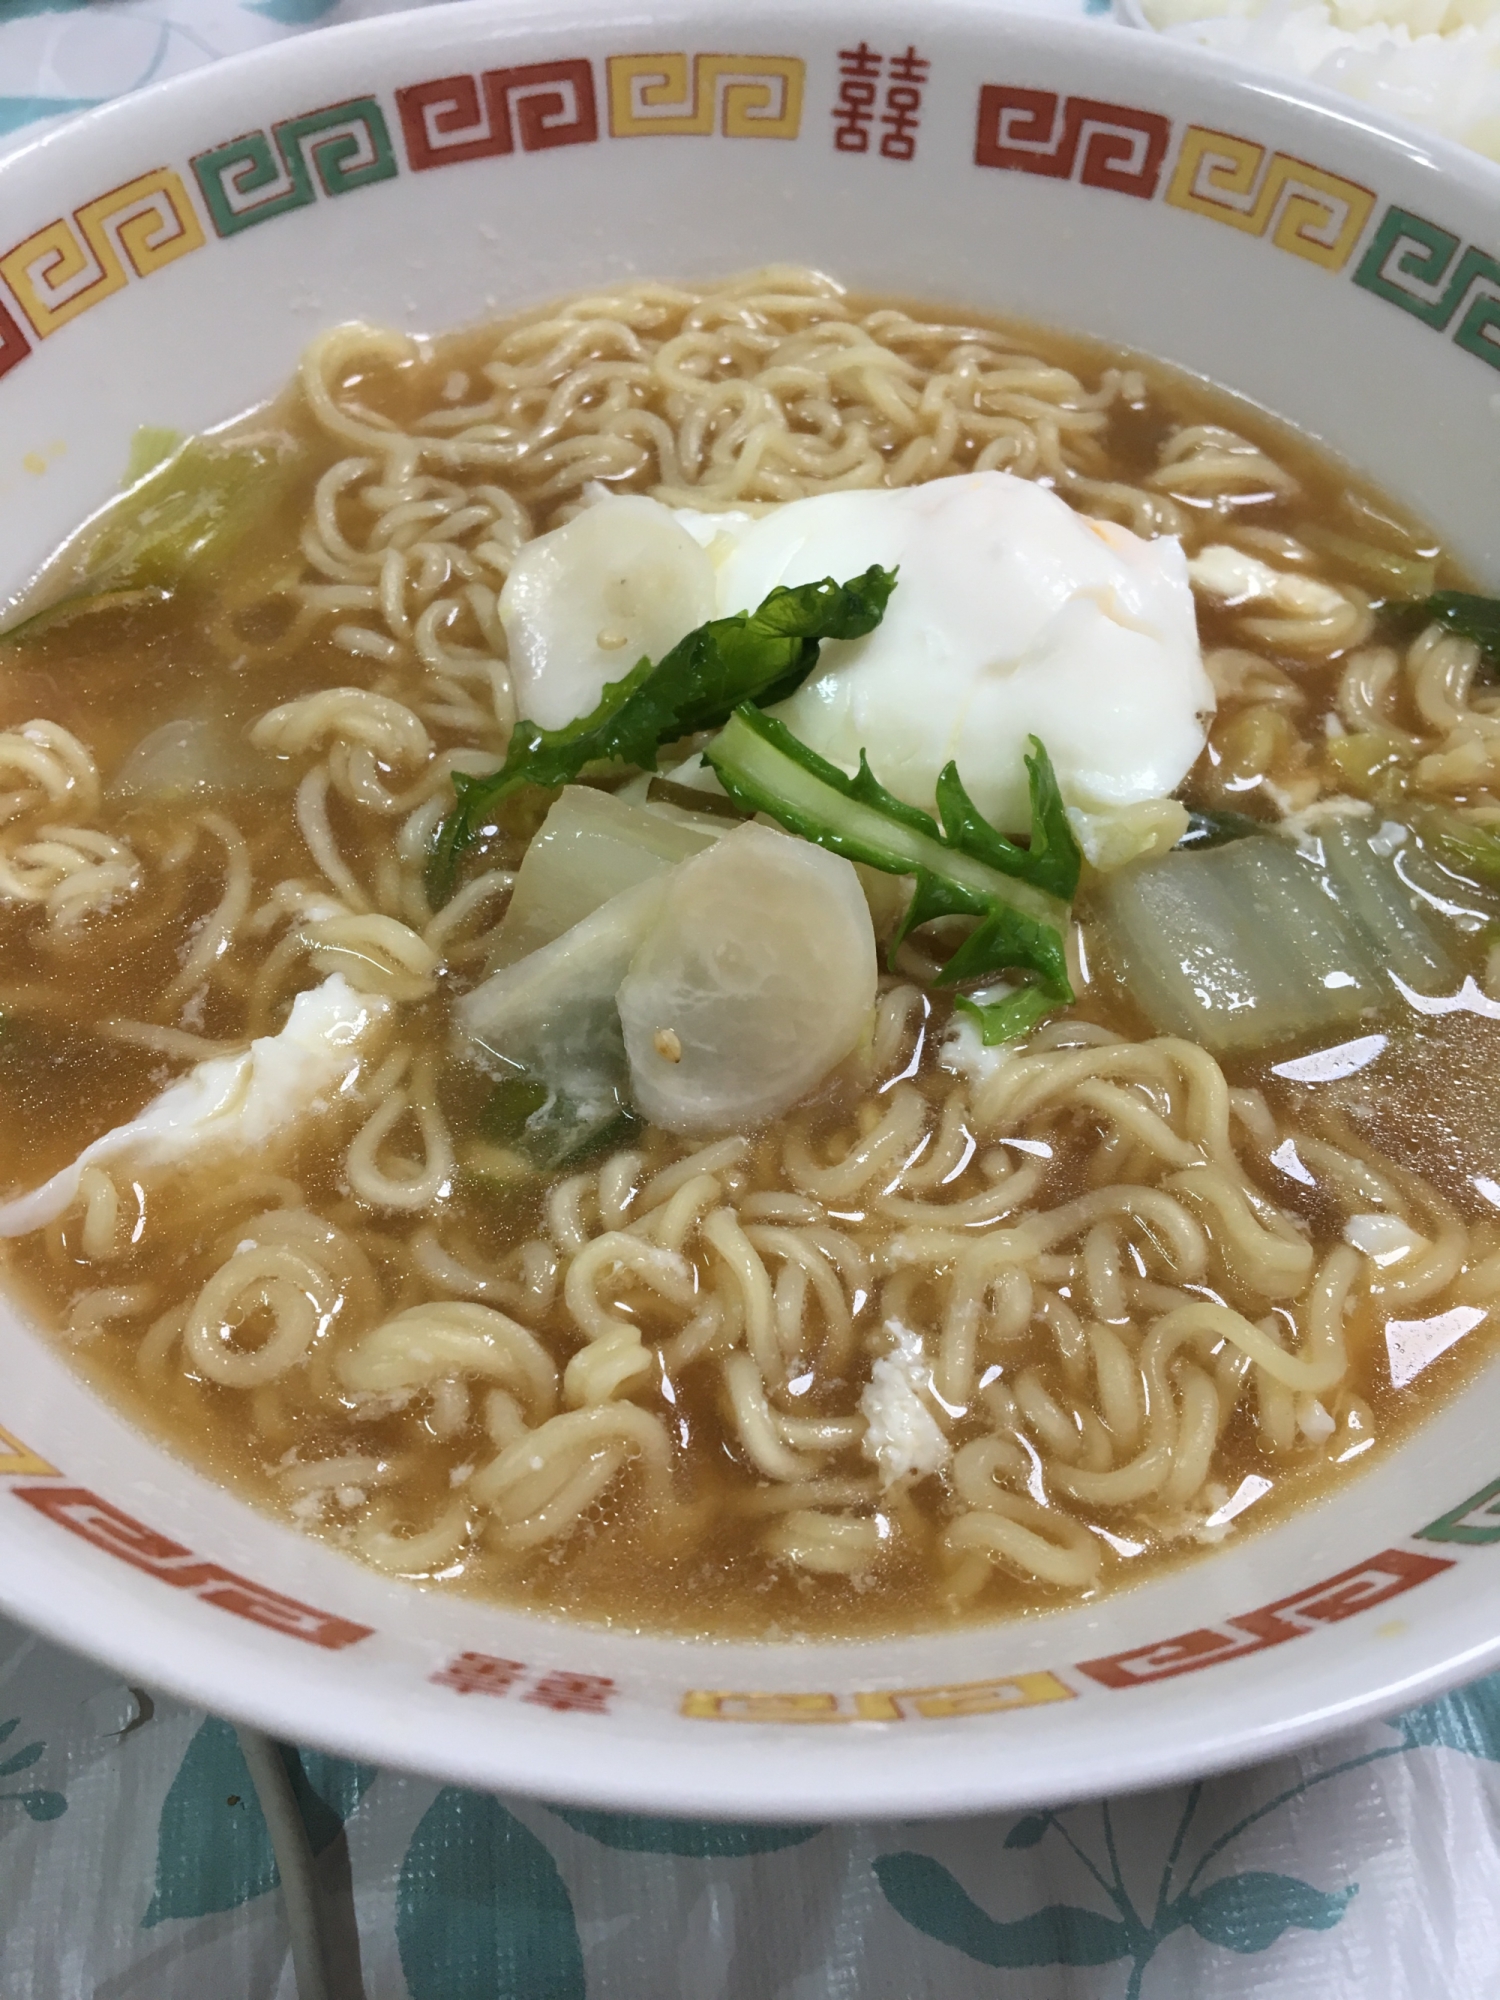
[190,95,398,236]
[1352,204,1500,366]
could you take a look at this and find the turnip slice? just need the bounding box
[617,823,876,1134]
[488,784,720,970]
[499,496,715,731]
[456,878,669,1164]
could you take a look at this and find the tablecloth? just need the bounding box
[2,4,1499,1996]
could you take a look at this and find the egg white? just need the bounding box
[501,471,1215,834]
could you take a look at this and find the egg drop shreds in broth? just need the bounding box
[2,267,1499,1639]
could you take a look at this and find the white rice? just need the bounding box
[1139,0,1500,162]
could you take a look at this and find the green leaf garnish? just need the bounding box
[1413,805,1500,887]
[427,563,897,904]
[479,1073,551,1140]
[644,775,748,822]
[1176,808,1264,852]
[704,706,1078,1044]
[955,983,1060,1047]
[477,1068,639,1172]
[935,742,1080,902]
[1391,590,1500,662]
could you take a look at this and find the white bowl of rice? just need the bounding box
[1118,0,1500,165]
[2,0,1500,1818]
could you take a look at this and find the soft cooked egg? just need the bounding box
[0,975,389,1236]
[1188,543,1351,616]
[860,1320,951,1486]
[498,495,716,730]
[680,472,1214,831]
[501,473,1213,833]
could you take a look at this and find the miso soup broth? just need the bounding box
[3,266,1500,1640]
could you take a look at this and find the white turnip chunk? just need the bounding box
[499,496,715,730]
[617,822,876,1134]
[487,785,720,970]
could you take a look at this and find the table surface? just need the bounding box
[2,3,1499,1995]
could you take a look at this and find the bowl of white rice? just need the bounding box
[1117,0,1500,161]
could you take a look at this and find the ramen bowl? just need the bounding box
[2,0,1500,1820]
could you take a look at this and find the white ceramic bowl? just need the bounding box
[3,0,1500,1821]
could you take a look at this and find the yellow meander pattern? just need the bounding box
[607,54,805,139]
[1,168,205,337]
[1166,128,1375,271]
[682,1674,1075,1721]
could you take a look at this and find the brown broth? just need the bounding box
[1,284,1496,1641]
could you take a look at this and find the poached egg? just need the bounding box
[0,975,390,1237]
[498,470,1214,833]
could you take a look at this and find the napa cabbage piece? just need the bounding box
[1068,796,1189,872]
[616,822,877,1134]
[1317,818,1454,990]
[123,425,185,485]
[456,878,667,1170]
[486,785,721,970]
[84,429,295,590]
[1091,818,1456,1053]
[2,428,297,641]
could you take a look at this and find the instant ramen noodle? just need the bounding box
[1,267,1497,1637]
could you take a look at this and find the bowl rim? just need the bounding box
[18,1554,1500,1820]
[4,0,1500,1818]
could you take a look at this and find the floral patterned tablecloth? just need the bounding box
[2,4,1499,1995]
[2,1600,1500,1998]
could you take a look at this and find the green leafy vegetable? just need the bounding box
[1412,805,1500,887]
[933,744,1080,902]
[1176,808,1264,852]
[2,431,295,644]
[954,982,1062,1045]
[1392,590,1500,661]
[122,424,185,488]
[427,564,897,903]
[704,705,1078,1045]
[477,1069,638,1172]
[480,1073,550,1137]
[705,708,1078,913]
[644,776,747,822]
